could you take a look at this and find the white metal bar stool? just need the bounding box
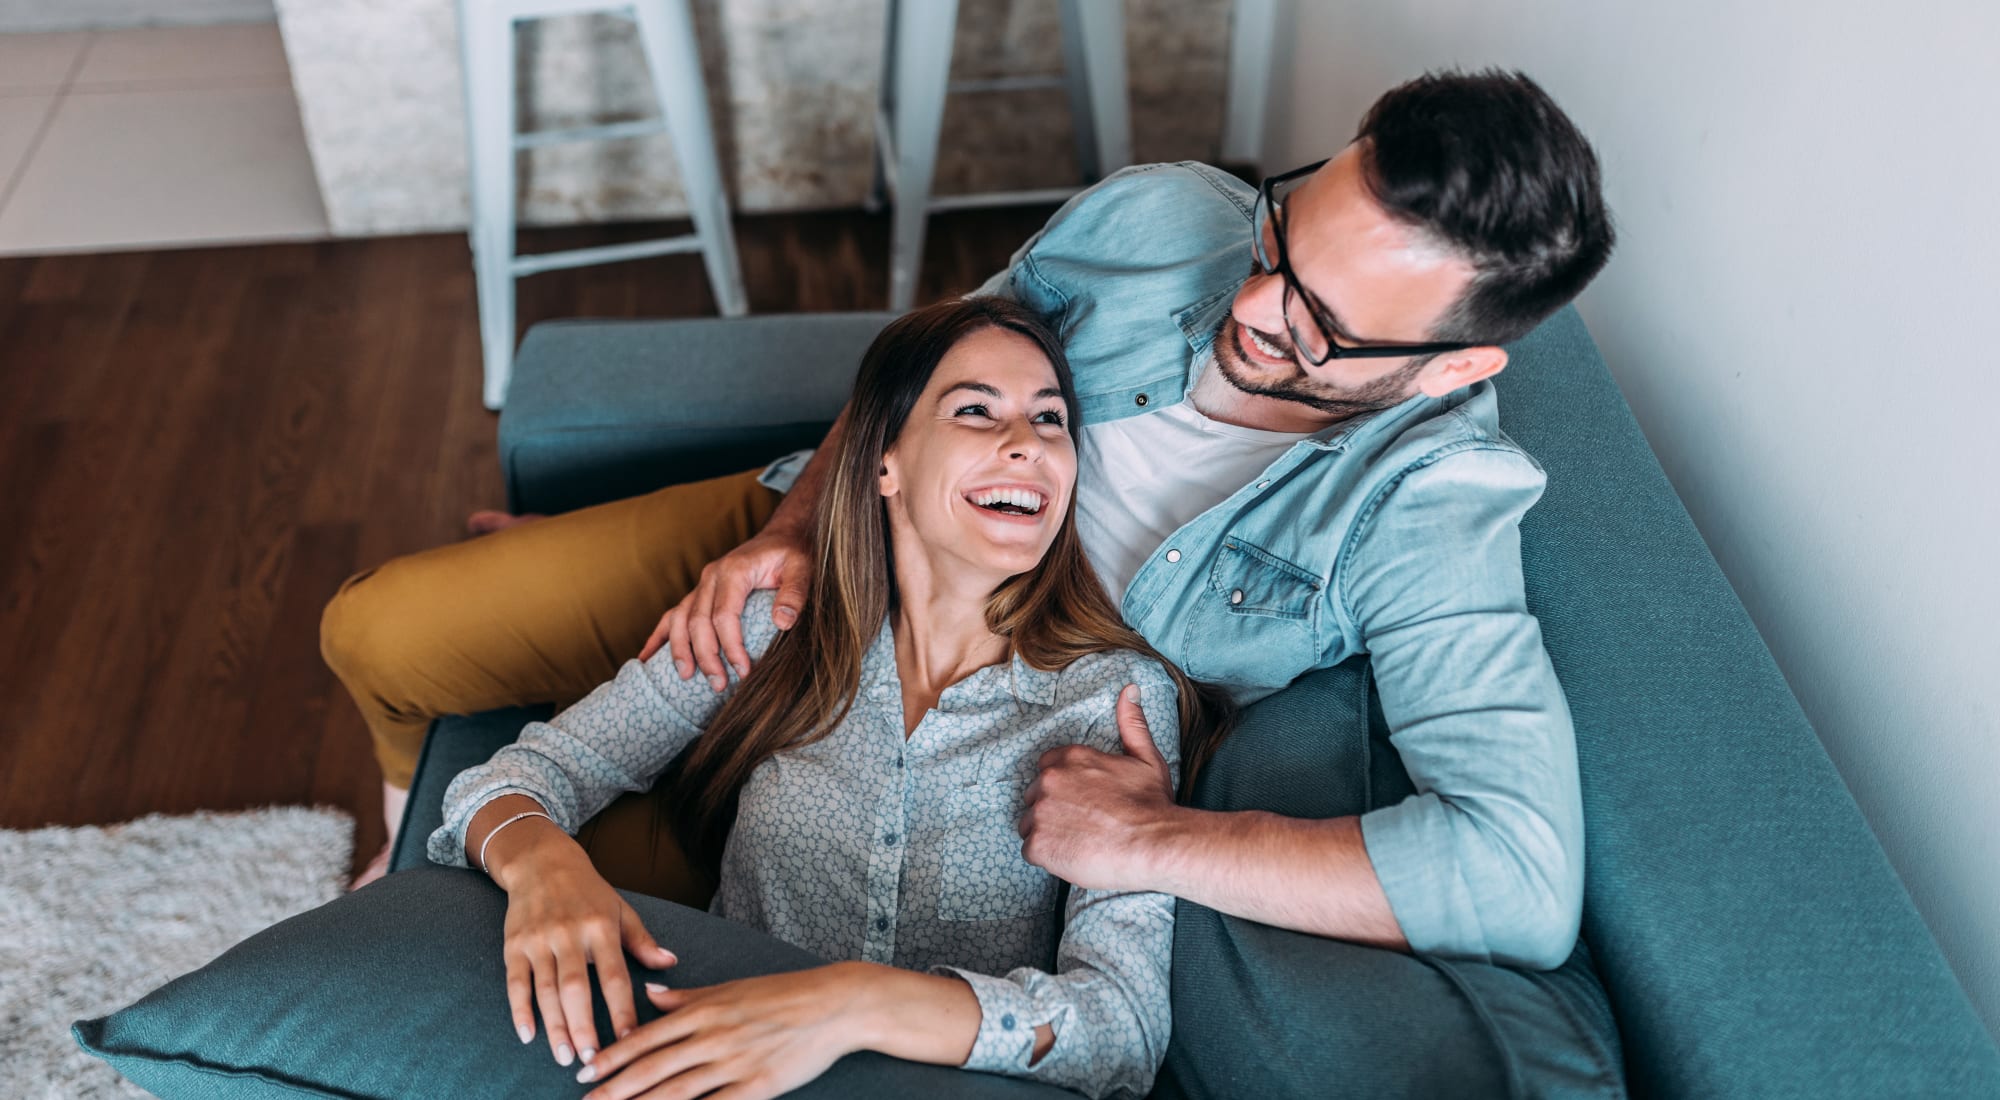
[459,0,748,410]
[871,0,1131,312]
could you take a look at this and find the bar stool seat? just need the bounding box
[872,0,1131,312]
[458,0,748,409]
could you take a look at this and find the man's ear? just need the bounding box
[1416,346,1508,399]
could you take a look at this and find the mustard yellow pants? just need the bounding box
[319,468,782,904]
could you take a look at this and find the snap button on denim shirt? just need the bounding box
[766,161,1584,970]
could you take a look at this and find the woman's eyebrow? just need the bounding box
[940,382,1065,402]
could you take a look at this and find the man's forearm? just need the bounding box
[1144,806,1410,950]
[761,404,850,536]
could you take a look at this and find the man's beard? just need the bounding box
[1211,315,1425,420]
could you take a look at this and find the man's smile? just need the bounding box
[1240,323,1295,365]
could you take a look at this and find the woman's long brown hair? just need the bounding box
[669,296,1232,876]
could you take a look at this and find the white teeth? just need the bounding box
[1246,326,1290,361]
[969,488,1044,513]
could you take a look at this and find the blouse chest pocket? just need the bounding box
[935,782,1061,922]
[1179,538,1324,690]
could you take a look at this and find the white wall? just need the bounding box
[1265,0,1998,1036]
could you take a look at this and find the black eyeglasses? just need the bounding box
[1252,159,1482,365]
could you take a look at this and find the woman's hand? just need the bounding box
[575,963,871,1100]
[499,837,680,1068]
[639,525,812,689]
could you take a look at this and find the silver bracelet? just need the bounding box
[477,810,554,876]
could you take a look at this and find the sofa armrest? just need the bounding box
[498,314,898,515]
[389,707,554,875]
[1493,308,2000,1094]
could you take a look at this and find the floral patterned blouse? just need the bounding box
[428,589,1183,1099]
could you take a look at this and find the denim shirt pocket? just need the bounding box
[1180,538,1323,691]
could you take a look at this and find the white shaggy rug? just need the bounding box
[0,805,354,1100]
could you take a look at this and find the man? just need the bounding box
[647,68,1614,970]
[328,69,1612,975]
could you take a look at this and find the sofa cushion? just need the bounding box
[72,865,1075,1099]
[1156,655,1626,1099]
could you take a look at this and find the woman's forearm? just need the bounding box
[843,962,1054,1067]
[464,792,571,887]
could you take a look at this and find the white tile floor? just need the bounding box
[0,22,329,256]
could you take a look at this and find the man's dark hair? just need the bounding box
[1354,68,1615,346]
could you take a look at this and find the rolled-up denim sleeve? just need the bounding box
[1338,445,1584,970]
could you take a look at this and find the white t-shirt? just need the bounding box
[1075,390,1314,601]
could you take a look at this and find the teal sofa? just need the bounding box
[382,308,2000,1097]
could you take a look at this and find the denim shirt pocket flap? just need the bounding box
[1208,539,1321,621]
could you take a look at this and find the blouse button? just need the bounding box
[1229,589,1245,605]
[883,833,898,845]
[1165,549,1181,563]
[1134,393,1148,406]
[875,917,888,931]
[1001,1014,1018,1030]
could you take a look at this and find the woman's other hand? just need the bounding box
[576,964,871,1100]
[640,526,812,690]
[498,836,680,1068]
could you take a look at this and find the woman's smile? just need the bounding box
[961,481,1053,526]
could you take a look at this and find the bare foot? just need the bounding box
[466,509,548,536]
[348,839,393,891]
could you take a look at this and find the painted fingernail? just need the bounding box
[616,1026,632,1040]
[556,1043,573,1066]
[645,982,669,994]
[708,674,725,691]
[579,1047,595,1064]
[516,1023,532,1044]
[577,1065,597,1084]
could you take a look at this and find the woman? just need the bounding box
[426,297,1227,1100]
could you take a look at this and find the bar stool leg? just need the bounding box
[1062,0,1131,176]
[461,0,520,410]
[864,0,899,214]
[1058,0,1099,181]
[633,0,748,318]
[886,0,957,313]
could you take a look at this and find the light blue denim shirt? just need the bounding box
[765,162,1584,970]
[431,590,1182,1098]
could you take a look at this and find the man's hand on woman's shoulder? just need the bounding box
[642,526,813,691]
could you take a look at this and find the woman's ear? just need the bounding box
[878,451,900,499]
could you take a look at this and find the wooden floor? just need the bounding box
[0,205,1054,882]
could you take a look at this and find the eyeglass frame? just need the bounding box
[1251,158,1485,364]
